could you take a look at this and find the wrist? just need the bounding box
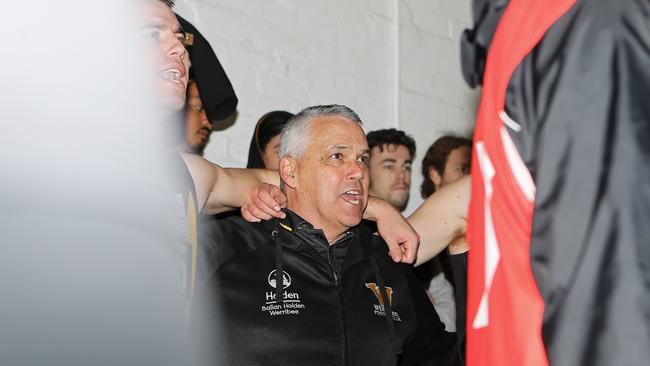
[363,196,388,221]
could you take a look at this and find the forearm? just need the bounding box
[410,176,470,266]
[362,196,391,221]
[204,168,280,214]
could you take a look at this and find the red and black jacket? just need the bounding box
[462,0,650,365]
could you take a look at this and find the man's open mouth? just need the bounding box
[341,190,362,205]
[159,69,182,83]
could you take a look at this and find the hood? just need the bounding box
[460,0,510,87]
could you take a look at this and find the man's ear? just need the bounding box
[279,156,298,189]
[429,167,442,190]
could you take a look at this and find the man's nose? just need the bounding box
[397,167,407,180]
[202,114,213,129]
[348,161,365,180]
[167,34,186,62]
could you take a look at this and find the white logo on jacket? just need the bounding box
[268,270,292,289]
[261,269,305,316]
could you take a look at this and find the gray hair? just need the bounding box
[279,104,363,160]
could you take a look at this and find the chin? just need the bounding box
[339,213,363,228]
[389,196,408,210]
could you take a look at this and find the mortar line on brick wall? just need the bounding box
[393,0,400,129]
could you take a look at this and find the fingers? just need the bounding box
[400,232,419,264]
[254,194,284,219]
[241,184,286,223]
[241,204,270,222]
[385,232,420,264]
[270,185,288,208]
[387,242,404,263]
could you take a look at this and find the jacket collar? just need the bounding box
[277,209,354,246]
[263,209,385,274]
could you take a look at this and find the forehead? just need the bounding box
[370,144,412,161]
[447,145,471,162]
[139,0,179,28]
[308,116,367,151]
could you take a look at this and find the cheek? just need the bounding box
[262,154,279,170]
[444,171,462,184]
[185,114,199,131]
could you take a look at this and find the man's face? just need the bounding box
[435,145,471,189]
[184,82,213,154]
[368,144,412,211]
[288,117,370,238]
[138,0,190,111]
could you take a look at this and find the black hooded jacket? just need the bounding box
[194,210,458,365]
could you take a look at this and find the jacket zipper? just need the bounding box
[328,247,347,365]
[293,228,352,365]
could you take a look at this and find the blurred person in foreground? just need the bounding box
[460,0,650,364]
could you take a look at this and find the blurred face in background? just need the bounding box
[184,82,213,155]
[261,134,282,170]
[431,145,471,189]
[368,144,412,211]
[138,0,189,111]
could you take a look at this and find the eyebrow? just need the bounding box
[174,25,186,35]
[142,21,166,30]
[380,158,412,164]
[327,145,369,155]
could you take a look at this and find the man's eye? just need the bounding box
[145,31,160,41]
[404,165,412,172]
[175,32,186,42]
[359,156,369,165]
[383,164,395,171]
[331,153,343,160]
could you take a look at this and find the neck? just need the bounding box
[286,196,346,245]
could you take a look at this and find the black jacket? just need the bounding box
[194,210,458,365]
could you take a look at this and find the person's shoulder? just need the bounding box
[199,214,272,261]
[571,0,643,38]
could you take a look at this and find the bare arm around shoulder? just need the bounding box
[180,153,280,214]
[409,175,470,267]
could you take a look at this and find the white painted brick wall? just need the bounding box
[175,0,480,215]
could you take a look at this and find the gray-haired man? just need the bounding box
[196,105,459,365]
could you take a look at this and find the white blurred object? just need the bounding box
[0,1,192,365]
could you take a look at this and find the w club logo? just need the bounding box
[365,283,393,306]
